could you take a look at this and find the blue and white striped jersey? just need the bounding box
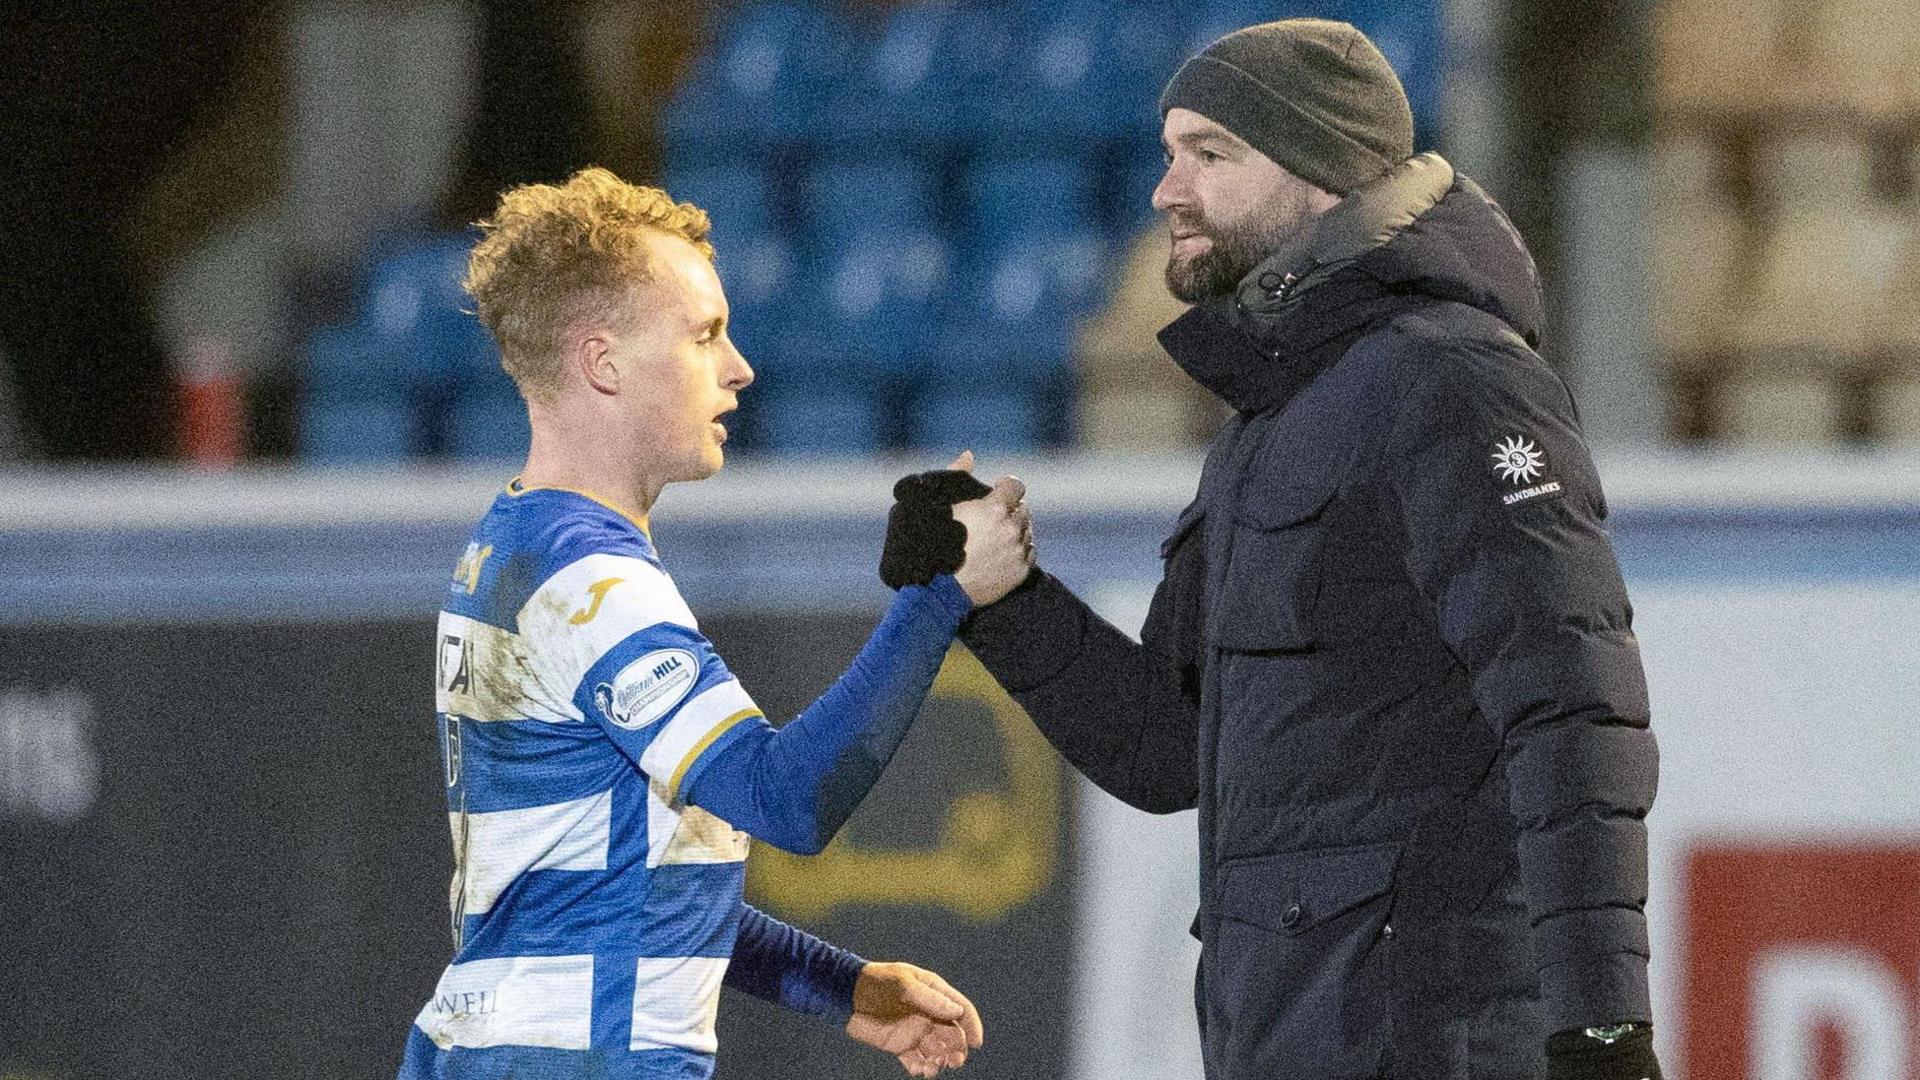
[401,482,768,1079]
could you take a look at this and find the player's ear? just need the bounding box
[574,329,620,396]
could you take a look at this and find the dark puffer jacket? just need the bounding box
[961,154,1656,1079]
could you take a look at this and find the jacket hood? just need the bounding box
[1158,152,1545,413]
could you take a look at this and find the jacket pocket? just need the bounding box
[1211,842,1400,1078]
[1209,469,1339,652]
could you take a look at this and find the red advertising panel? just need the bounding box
[1687,843,1920,1080]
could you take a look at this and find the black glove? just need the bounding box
[879,469,992,590]
[1545,1024,1662,1080]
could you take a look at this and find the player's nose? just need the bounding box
[721,338,753,391]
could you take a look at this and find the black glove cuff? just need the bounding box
[1545,1025,1661,1080]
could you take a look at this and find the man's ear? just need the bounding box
[573,330,619,396]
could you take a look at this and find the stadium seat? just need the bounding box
[989,0,1185,142]
[361,233,496,387]
[304,323,398,401]
[666,163,777,235]
[814,1,1015,149]
[299,230,505,464]
[1117,143,1169,232]
[802,159,938,236]
[1655,134,1726,208]
[1717,372,1847,444]
[1648,138,1744,362]
[1732,209,1906,361]
[1873,374,1920,442]
[300,397,415,463]
[926,230,1107,383]
[753,379,885,455]
[781,226,952,379]
[1650,205,1743,362]
[445,387,533,461]
[1719,207,1910,443]
[965,158,1097,242]
[908,385,1045,453]
[1805,0,1920,120]
[1876,229,1920,441]
[710,230,801,370]
[662,0,855,155]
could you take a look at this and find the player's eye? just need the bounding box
[1198,149,1223,164]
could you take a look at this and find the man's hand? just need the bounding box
[845,961,985,1078]
[950,466,1034,607]
[881,452,1035,606]
[1545,1024,1662,1080]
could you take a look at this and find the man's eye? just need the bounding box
[1198,149,1222,163]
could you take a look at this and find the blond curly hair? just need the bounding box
[464,167,714,398]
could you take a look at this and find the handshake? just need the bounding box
[880,451,1036,608]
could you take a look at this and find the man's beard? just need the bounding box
[1163,192,1319,304]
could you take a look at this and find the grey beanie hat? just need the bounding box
[1159,19,1415,194]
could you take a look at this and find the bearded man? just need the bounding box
[883,18,1662,1080]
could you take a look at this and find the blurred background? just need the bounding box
[2,0,1918,1077]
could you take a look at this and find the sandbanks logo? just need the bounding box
[1491,435,1546,485]
[595,648,699,730]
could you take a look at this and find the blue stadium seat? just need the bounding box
[300,229,507,464]
[304,324,396,400]
[781,226,952,379]
[965,158,1097,242]
[445,387,532,461]
[710,231,801,370]
[908,386,1044,454]
[988,0,1186,142]
[1117,142,1169,232]
[666,163,776,235]
[753,379,884,455]
[663,1,857,155]
[300,397,414,464]
[928,229,1107,380]
[361,233,495,387]
[815,1,1019,149]
[802,159,938,236]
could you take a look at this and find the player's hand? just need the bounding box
[845,961,984,1078]
[950,465,1035,608]
[880,451,993,590]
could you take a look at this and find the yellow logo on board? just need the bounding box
[747,647,1061,923]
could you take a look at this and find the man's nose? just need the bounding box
[1151,164,1184,213]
